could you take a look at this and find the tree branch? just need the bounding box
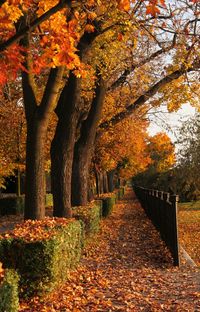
[39,67,65,120]
[109,38,176,91]
[99,61,200,132]
[0,0,71,52]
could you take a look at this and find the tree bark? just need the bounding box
[95,169,100,196]
[107,170,115,192]
[24,117,47,219]
[51,73,81,217]
[23,67,64,220]
[99,171,104,195]
[103,171,109,193]
[72,77,106,206]
[20,19,64,220]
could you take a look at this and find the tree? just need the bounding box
[0,85,26,191]
[148,133,176,173]
[132,132,176,189]
[0,0,199,220]
[54,0,200,213]
[173,114,200,200]
[94,108,152,192]
[0,0,137,218]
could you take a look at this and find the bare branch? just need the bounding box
[99,61,200,133]
[109,37,176,91]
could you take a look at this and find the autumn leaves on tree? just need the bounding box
[0,0,199,219]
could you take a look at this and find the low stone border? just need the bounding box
[180,246,197,267]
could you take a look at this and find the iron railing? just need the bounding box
[134,185,180,266]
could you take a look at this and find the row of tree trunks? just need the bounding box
[94,169,117,197]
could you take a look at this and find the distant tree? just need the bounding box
[133,132,176,189]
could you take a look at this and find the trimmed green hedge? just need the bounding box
[94,200,103,218]
[0,194,54,216]
[0,269,19,312]
[0,219,83,297]
[98,194,116,218]
[0,196,24,216]
[118,187,125,199]
[73,202,102,238]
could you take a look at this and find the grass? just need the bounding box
[178,201,200,266]
[178,200,200,211]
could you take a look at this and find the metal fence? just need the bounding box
[134,185,180,266]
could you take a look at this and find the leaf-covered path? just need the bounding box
[21,189,200,311]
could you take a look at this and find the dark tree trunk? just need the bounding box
[107,170,115,192]
[99,171,104,195]
[24,118,47,219]
[95,170,100,196]
[95,171,104,195]
[22,63,64,220]
[103,171,109,193]
[72,144,91,205]
[72,77,106,206]
[87,176,95,201]
[51,73,81,217]
[50,29,101,215]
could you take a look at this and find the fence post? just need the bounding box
[170,195,180,266]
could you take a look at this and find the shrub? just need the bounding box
[0,196,24,216]
[73,202,102,238]
[0,194,53,216]
[0,218,83,297]
[118,187,125,199]
[98,194,116,218]
[0,267,19,312]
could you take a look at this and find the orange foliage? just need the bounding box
[148,132,176,172]
[0,93,26,187]
[95,109,152,178]
[0,0,170,86]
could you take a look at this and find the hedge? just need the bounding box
[0,196,24,216]
[97,193,116,218]
[0,218,83,297]
[0,194,54,216]
[118,187,125,199]
[73,202,102,238]
[0,268,19,312]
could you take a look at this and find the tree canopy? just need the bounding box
[0,0,199,219]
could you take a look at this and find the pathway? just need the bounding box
[20,189,200,311]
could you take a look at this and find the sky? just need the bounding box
[148,103,196,143]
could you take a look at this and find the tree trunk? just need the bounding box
[103,171,109,193]
[22,62,64,220]
[72,77,106,206]
[51,73,81,217]
[22,65,64,220]
[99,172,104,194]
[95,169,100,196]
[88,177,95,202]
[107,170,115,192]
[24,118,47,219]
[72,145,91,205]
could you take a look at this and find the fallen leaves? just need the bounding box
[18,189,200,311]
[0,217,76,242]
[179,209,200,266]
